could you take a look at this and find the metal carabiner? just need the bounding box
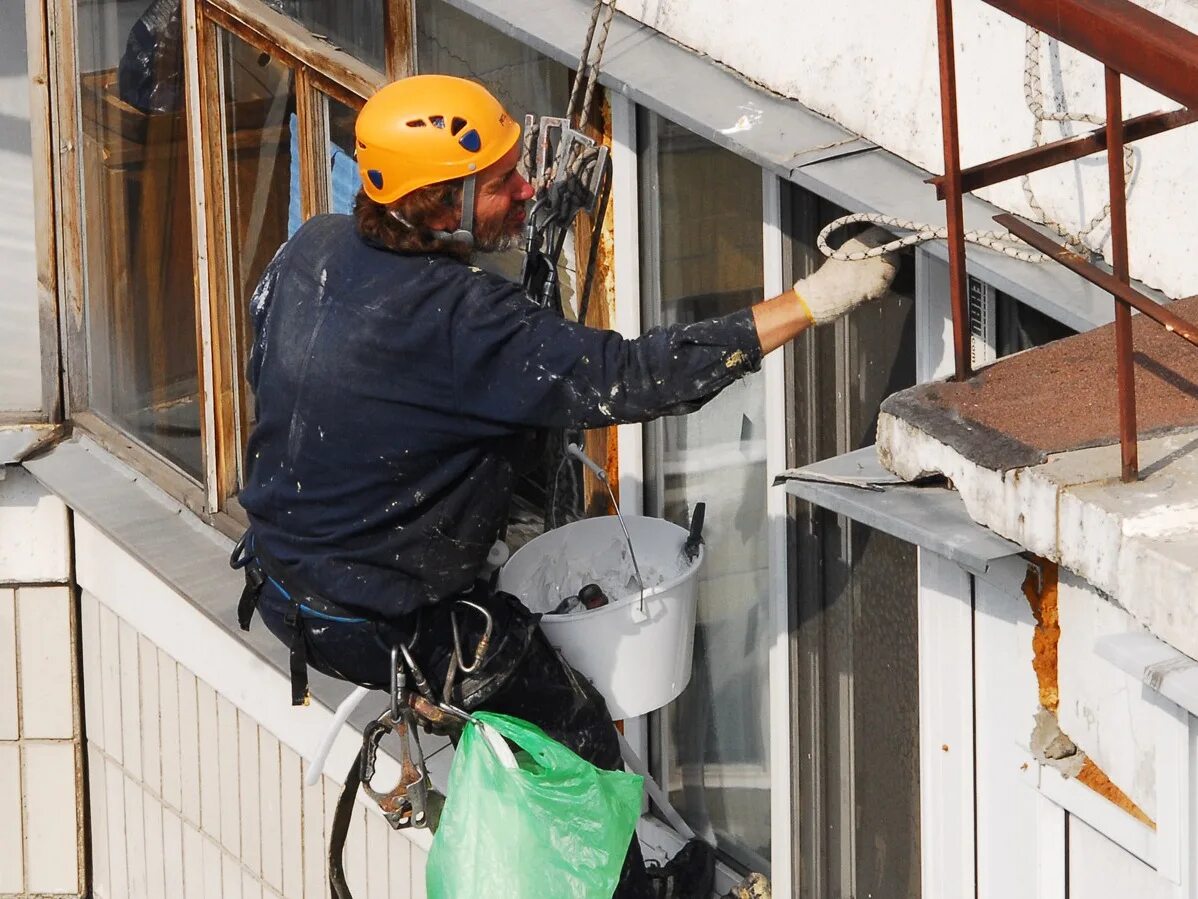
[450,600,494,674]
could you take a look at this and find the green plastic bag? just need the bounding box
[426,712,643,898]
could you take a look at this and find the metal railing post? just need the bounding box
[1106,67,1139,481]
[935,0,972,381]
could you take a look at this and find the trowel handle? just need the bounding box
[566,442,607,482]
[684,502,706,561]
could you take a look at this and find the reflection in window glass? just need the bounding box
[996,290,1076,357]
[789,186,920,899]
[327,96,361,215]
[220,32,295,488]
[270,0,385,73]
[0,0,43,412]
[639,110,770,871]
[415,0,570,288]
[77,0,201,476]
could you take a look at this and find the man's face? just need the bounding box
[470,141,533,252]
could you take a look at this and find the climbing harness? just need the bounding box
[818,27,1135,266]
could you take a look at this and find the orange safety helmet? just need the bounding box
[355,74,522,206]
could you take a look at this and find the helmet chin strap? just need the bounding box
[430,174,476,249]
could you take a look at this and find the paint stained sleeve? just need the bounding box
[451,279,764,429]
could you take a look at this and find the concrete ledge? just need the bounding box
[878,411,1198,662]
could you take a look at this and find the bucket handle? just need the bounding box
[565,443,647,619]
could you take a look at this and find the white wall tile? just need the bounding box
[346,803,368,899]
[81,592,103,748]
[177,667,201,825]
[202,834,223,899]
[243,867,265,899]
[123,774,148,899]
[0,467,69,582]
[23,741,81,893]
[87,743,109,899]
[0,589,18,740]
[181,822,204,899]
[217,695,242,855]
[99,604,123,764]
[0,742,23,893]
[139,634,162,796]
[144,791,167,899]
[118,619,143,780]
[410,846,427,899]
[279,746,304,899]
[104,756,129,899]
[158,651,182,812]
[301,761,326,898]
[162,806,186,899]
[239,709,263,875]
[222,850,243,899]
[197,679,220,839]
[387,823,412,899]
[17,586,75,739]
[259,729,284,893]
[365,808,390,899]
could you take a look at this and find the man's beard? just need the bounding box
[472,212,525,254]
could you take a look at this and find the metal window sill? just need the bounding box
[777,445,1022,575]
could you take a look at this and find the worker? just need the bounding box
[234,74,897,898]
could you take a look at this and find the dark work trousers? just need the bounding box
[256,580,655,899]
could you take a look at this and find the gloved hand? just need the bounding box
[793,227,900,326]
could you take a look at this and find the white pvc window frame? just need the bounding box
[609,89,794,894]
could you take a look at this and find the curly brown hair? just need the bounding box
[353,182,470,261]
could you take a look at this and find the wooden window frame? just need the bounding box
[43,0,414,531]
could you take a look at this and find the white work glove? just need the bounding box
[793,227,900,326]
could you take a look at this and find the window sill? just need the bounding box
[778,445,1023,575]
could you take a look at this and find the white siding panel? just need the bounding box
[181,821,204,899]
[139,634,162,797]
[279,745,304,899]
[105,755,129,899]
[201,834,223,899]
[118,618,143,780]
[239,708,263,874]
[16,586,74,738]
[0,742,23,893]
[162,806,186,899]
[218,694,242,855]
[88,743,110,899]
[99,604,123,764]
[0,468,69,582]
[259,729,284,893]
[302,760,327,898]
[222,851,243,899]
[410,845,428,899]
[0,589,18,740]
[197,679,221,839]
[366,808,390,899]
[177,667,201,824]
[123,774,148,899]
[1069,814,1173,898]
[388,821,412,899]
[159,651,183,811]
[23,741,81,892]
[81,591,103,746]
[144,791,168,899]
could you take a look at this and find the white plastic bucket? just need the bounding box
[497,515,702,719]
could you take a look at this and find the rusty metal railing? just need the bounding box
[932,0,1198,481]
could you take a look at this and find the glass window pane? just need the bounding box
[219,31,296,489]
[996,290,1077,357]
[640,110,770,870]
[271,1,385,72]
[788,183,920,898]
[327,95,361,215]
[77,0,201,476]
[0,2,44,412]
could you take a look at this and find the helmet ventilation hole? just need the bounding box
[458,129,482,152]
[367,169,384,189]
[430,115,446,129]
[450,117,467,135]
[406,119,426,128]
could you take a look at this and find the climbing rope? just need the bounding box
[818,27,1135,264]
[565,0,616,130]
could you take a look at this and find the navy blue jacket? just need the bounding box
[240,214,763,619]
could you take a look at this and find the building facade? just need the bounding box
[1,0,1196,896]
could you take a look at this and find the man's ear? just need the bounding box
[422,206,459,233]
